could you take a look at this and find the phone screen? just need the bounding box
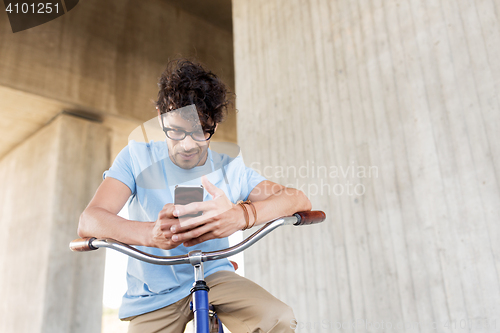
[174,185,204,217]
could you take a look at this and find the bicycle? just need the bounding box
[70,210,326,333]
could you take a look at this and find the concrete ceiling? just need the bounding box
[163,0,233,32]
[0,0,234,161]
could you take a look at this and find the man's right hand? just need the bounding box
[151,203,184,250]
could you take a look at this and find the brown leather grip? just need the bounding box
[69,238,97,252]
[293,211,326,226]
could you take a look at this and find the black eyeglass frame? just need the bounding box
[159,110,215,142]
[162,127,215,142]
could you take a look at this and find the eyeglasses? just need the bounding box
[159,109,215,141]
[162,127,215,142]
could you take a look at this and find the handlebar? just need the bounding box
[69,237,98,252]
[293,211,326,225]
[69,210,326,266]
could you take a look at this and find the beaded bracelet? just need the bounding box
[237,200,257,230]
[237,200,250,230]
[246,201,257,228]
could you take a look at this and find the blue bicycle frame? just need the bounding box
[189,250,216,332]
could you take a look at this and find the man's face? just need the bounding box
[161,112,211,169]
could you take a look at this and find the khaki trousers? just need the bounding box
[125,270,295,333]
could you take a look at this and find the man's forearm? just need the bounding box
[251,187,311,226]
[78,206,153,246]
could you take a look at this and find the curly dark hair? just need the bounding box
[155,59,229,130]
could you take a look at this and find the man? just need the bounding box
[78,59,311,332]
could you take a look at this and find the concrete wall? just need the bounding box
[234,0,500,329]
[0,115,109,333]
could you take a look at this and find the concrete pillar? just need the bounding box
[0,114,110,333]
[234,0,500,327]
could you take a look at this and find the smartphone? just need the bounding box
[174,185,204,218]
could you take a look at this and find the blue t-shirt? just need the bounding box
[103,140,266,319]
